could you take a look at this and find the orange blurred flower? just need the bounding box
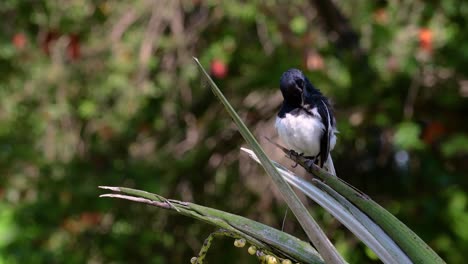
[419,28,433,52]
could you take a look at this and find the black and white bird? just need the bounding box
[275,68,337,174]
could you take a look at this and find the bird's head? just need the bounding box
[279,68,306,106]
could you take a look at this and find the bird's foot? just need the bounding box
[287,149,300,159]
[286,151,318,169]
[304,157,317,169]
[287,150,304,168]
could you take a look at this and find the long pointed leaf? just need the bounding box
[275,147,445,264]
[99,186,324,264]
[241,147,411,264]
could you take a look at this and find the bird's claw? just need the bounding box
[286,150,318,169]
[304,158,316,169]
[287,150,303,168]
[287,149,300,159]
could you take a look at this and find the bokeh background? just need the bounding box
[1,0,467,263]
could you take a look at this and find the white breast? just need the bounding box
[275,113,336,157]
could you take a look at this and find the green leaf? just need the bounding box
[241,147,411,264]
[447,188,468,241]
[290,16,308,35]
[78,100,97,119]
[298,158,445,264]
[99,186,324,264]
[441,134,468,157]
[394,122,425,150]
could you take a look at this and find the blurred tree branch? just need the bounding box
[311,0,365,59]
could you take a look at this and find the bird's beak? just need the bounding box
[300,90,304,105]
[296,84,304,105]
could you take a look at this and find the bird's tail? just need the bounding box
[326,155,337,176]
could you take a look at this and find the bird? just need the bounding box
[275,68,337,173]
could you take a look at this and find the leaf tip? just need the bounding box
[98,186,121,192]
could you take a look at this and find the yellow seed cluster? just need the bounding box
[239,242,295,264]
[247,245,257,255]
[265,255,278,264]
[233,238,246,248]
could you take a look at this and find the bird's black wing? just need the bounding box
[316,99,332,167]
[303,77,333,167]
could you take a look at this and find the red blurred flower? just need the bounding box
[210,59,228,79]
[67,34,81,60]
[305,51,324,71]
[12,33,27,50]
[80,212,102,226]
[41,31,60,55]
[419,28,433,52]
[422,121,445,145]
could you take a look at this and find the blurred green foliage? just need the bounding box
[0,0,467,263]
